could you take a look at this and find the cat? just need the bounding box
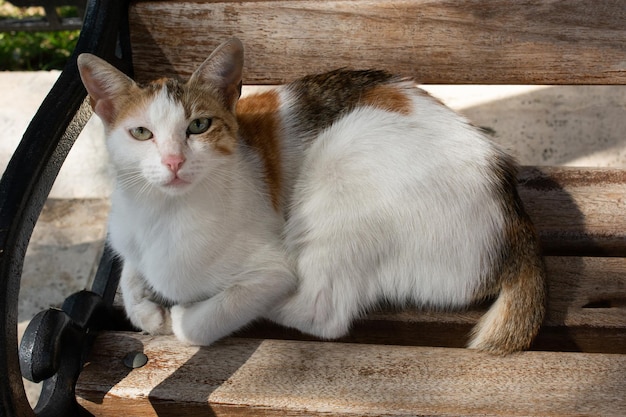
[77,37,546,354]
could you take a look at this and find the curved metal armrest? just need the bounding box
[0,0,132,415]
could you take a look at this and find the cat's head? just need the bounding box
[77,38,244,197]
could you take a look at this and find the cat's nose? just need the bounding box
[162,154,186,174]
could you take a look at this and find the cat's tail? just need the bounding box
[468,219,547,355]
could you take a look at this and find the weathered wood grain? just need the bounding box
[129,0,626,84]
[518,167,626,256]
[76,333,626,416]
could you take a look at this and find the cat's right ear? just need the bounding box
[77,53,135,124]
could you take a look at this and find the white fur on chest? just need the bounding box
[108,168,284,304]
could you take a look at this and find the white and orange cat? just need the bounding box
[77,38,545,354]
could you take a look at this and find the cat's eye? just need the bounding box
[187,117,212,135]
[129,126,153,141]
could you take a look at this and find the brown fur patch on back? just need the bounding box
[360,84,413,115]
[286,69,396,137]
[236,90,282,211]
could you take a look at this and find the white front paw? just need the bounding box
[170,305,193,344]
[129,299,172,335]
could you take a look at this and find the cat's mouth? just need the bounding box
[165,176,191,188]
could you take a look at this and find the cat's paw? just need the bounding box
[170,304,195,345]
[271,289,350,340]
[128,299,172,335]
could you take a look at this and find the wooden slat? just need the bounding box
[236,319,626,355]
[530,256,626,329]
[129,0,626,85]
[518,166,626,256]
[77,333,626,416]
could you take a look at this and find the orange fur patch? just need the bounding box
[360,85,412,115]
[109,84,151,129]
[193,116,237,156]
[212,132,237,155]
[236,90,282,211]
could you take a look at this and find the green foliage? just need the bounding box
[0,2,80,71]
[0,30,79,70]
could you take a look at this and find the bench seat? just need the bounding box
[77,333,626,416]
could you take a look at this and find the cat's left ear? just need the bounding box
[77,53,136,124]
[189,38,243,112]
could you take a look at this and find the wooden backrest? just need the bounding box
[129,0,626,85]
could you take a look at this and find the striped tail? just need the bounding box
[468,221,547,354]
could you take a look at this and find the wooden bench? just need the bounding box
[3,0,625,416]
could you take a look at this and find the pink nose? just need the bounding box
[162,154,185,173]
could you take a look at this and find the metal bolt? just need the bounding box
[123,351,148,369]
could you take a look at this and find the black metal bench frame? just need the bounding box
[0,1,131,415]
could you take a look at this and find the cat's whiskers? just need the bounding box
[116,169,143,189]
[136,180,156,199]
[116,168,157,198]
